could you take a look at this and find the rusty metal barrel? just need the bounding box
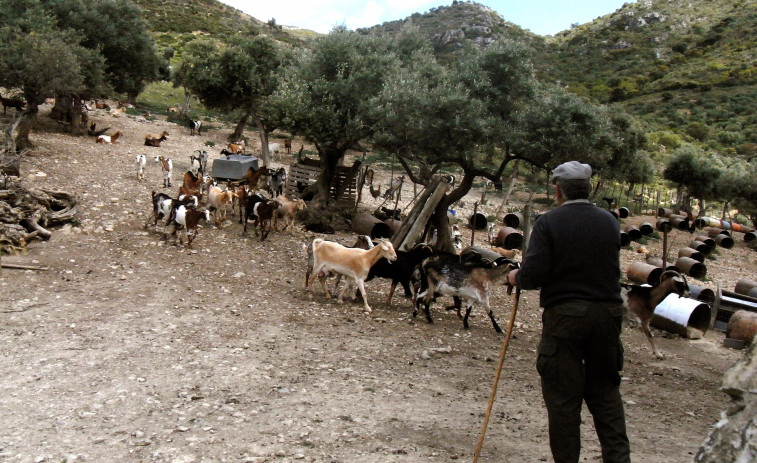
[618,207,629,219]
[624,224,642,241]
[669,214,690,230]
[620,231,631,247]
[352,213,392,239]
[694,235,717,249]
[734,279,757,297]
[675,256,707,279]
[639,222,654,235]
[714,234,734,249]
[678,247,704,262]
[689,240,713,256]
[503,212,523,229]
[646,258,679,272]
[495,227,523,250]
[726,310,757,344]
[656,218,672,233]
[609,209,620,219]
[468,212,488,230]
[626,262,662,285]
[745,231,757,242]
[658,207,674,217]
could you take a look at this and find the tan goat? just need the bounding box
[307,238,397,312]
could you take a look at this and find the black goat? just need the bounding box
[360,243,435,307]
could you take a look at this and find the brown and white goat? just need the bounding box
[226,141,245,154]
[96,131,121,144]
[167,205,210,249]
[207,185,235,227]
[155,155,173,188]
[621,270,690,359]
[252,199,278,241]
[145,131,169,147]
[417,257,519,333]
[274,195,306,233]
[307,238,397,312]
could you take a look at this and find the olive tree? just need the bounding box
[270,28,398,202]
[176,35,285,164]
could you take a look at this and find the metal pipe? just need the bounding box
[714,234,734,249]
[675,256,707,279]
[734,279,757,296]
[678,247,704,262]
[624,224,642,241]
[639,222,654,235]
[707,227,730,238]
[503,212,522,229]
[653,294,712,338]
[689,240,712,256]
[694,235,716,249]
[656,218,672,233]
[626,262,662,285]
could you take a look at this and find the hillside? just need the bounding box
[542,0,757,156]
[131,0,756,158]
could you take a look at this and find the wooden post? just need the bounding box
[390,177,443,250]
[471,201,478,247]
[397,178,449,251]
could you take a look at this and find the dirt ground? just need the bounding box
[1,104,755,463]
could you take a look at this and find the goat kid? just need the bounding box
[135,154,147,181]
[155,155,173,188]
[267,167,287,197]
[189,120,202,136]
[168,205,210,249]
[96,131,121,144]
[145,131,169,147]
[189,150,208,176]
[207,185,235,227]
[417,256,519,333]
[307,238,397,313]
[621,270,690,359]
[274,195,306,233]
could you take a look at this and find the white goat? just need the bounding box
[135,154,146,181]
[268,142,281,160]
[307,238,397,312]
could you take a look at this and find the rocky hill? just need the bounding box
[134,0,756,157]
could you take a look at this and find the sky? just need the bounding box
[222,0,634,37]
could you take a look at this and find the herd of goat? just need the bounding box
[89,113,689,354]
[133,148,690,356]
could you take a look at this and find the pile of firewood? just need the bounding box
[0,175,77,252]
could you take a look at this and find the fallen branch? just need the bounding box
[1,262,50,271]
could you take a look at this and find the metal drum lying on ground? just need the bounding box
[653,294,711,339]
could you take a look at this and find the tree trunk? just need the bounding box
[231,113,250,142]
[181,91,192,114]
[15,104,38,151]
[254,115,270,167]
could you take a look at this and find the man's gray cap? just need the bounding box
[551,161,592,182]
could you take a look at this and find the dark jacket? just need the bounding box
[516,201,622,309]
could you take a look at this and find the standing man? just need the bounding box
[508,161,631,463]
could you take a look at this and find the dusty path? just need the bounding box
[0,105,753,462]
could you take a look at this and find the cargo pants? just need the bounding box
[537,301,631,463]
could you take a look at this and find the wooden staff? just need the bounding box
[473,287,521,462]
